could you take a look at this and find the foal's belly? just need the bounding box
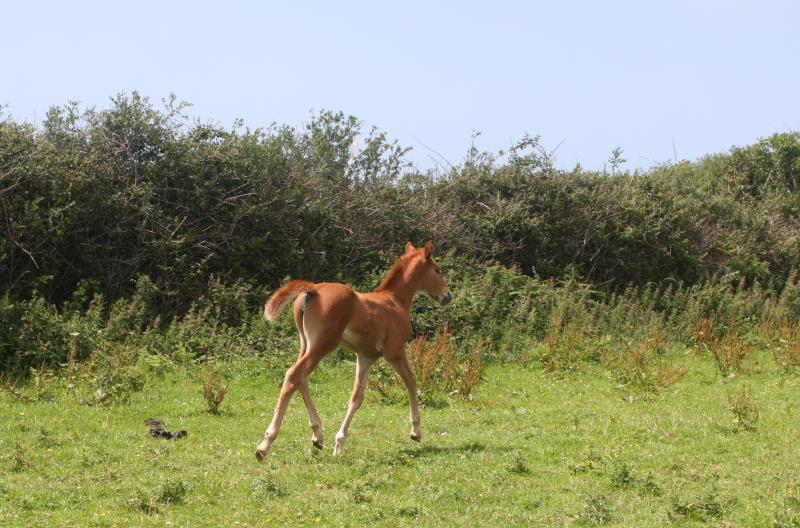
[340,326,384,357]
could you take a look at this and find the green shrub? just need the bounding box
[0,295,69,374]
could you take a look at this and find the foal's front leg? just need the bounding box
[390,355,421,442]
[333,354,377,456]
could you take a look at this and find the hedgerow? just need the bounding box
[2,93,800,374]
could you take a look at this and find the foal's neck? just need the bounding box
[373,256,420,310]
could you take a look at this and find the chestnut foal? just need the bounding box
[255,241,452,461]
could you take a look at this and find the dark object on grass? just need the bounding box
[144,418,187,440]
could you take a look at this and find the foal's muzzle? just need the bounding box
[440,290,453,306]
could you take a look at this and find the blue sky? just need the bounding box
[3,1,799,171]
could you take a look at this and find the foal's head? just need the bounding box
[406,241,452,305]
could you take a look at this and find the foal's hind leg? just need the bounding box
[255,347,327,461]
[297,326,324,449]
[294,312,322,449]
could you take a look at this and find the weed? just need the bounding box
[609,461,635,488]
[607,329,688,392]
[714,330,754,376]
[507,451,530,475]
[29,364,57,402]
[396,505,422,518]
[610,339,650,388]
[131,479,188,514]
[130,488,158,514]
[639,472,662,496]
[581,493,612,524]
[84,346,145,405]
[771,511,800,528]
[569,449,604,475]
[770,325,800,373]
[370,326,485,401]
[349,481,374,504]
[406,325,454,396]
[727,384,759,431]
[37,427,61,448]
[158,479,188,505]
[652,363,689,388]
[201,369,228,415]
[252,476,289,498]
[458,345,486,399]
[692,316,721,352]
[10,441,32,472]
[136,353,176,377]
[669,485,726,521]
[771,478,800,527]
[696,318,754,376]
[539,322,586,374]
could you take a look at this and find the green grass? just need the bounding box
[2,354,800,527]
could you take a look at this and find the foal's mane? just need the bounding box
[373,253,414,292]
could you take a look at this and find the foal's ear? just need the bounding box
[405,242,416,255]
[423,240,433,258]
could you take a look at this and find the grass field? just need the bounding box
[2,352,800,527]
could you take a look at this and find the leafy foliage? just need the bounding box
[2,94,800,315]
[2,94,800,380]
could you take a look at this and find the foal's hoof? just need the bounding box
[255,440,270,462]
[312,439,323,450]
[410,433,422,442]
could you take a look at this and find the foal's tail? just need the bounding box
[264,280,317,321]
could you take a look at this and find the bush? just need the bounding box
[2,93,800,320]
[3,257,799,383]
[82,345,145,405]
[0,295,70,374]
